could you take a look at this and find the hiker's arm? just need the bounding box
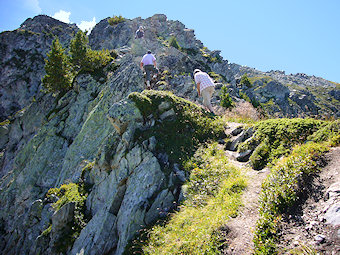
[153,59,157,68]
[197,82,201,96]
[140,62,143,70]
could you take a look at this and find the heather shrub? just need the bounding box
[108,15,125,26]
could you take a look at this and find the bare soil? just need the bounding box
[220,152,270,254]
[277,147,340,254]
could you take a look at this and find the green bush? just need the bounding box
[308,120,340,143]
[249,138,271,170]
[251,97,262,108]
[220,85,234,109]
[108,15,125,26]
[239,91,261,108]
[70,30,113,73]
[83,49,113,72]
[169,36,181,50]
[43,33,116,94]
[42,37,72,93]
[239,91,251,102]
[240,73,252,87]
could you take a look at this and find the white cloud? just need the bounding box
[23,0,42,13]
[77,17,97,33]
[52,10,71,23]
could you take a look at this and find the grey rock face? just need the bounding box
[323,182,340,226]
[236,149,253,162]
[0,15,78,121]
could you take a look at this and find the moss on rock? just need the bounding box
[129,90,226,165]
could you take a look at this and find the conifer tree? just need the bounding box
[42,38,72,93]
[220,85,234,109]
[70,30,88,71]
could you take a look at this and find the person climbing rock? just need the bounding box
[193,69,216,114]
[140,50,158,89]
[135,26,144,39]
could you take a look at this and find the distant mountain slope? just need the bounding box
[0,14,339,122]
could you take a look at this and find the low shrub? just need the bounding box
[249,138,271,170]
[239,118,324,169]
[240,73,252,87]
[108,15,125,26]
[82,49,113,72]
[45,181,89,253]
[308,120,340,143]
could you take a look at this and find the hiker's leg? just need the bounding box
[202,86,215,112]
[144,65,152,82]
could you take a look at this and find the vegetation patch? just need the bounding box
[169,36,181,50]
[42,38,72,93]
[208,71,225,83]
[44,162,92,254]
[220,85,234,109]
[108,15,125,26]
[248,76,273,85]
[199,47,222,63]
[253,142,329,254]
[126,143,246,254]
[129,90,226,164]
[239,91,262,109]
[240,73,252,87]
[239,118,326,170]
[0,119,10,126]
[42,31,116,93]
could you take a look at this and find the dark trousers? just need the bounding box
[144,65,157,81]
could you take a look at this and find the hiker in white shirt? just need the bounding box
[194,69,215,114]
[140,50,157,88]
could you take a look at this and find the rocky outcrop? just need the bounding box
[0,15,79,122]
[0,60,198,254]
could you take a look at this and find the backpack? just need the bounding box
[136,30,144,38]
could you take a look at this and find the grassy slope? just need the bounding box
[127,143,247,254]
[125,91,340,254]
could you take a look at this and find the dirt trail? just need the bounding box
[221,146,340,255]
[221,155,270,254]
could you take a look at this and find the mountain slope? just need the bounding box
[0,14,339,255]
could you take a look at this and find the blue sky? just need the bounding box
[1,0,339,83]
